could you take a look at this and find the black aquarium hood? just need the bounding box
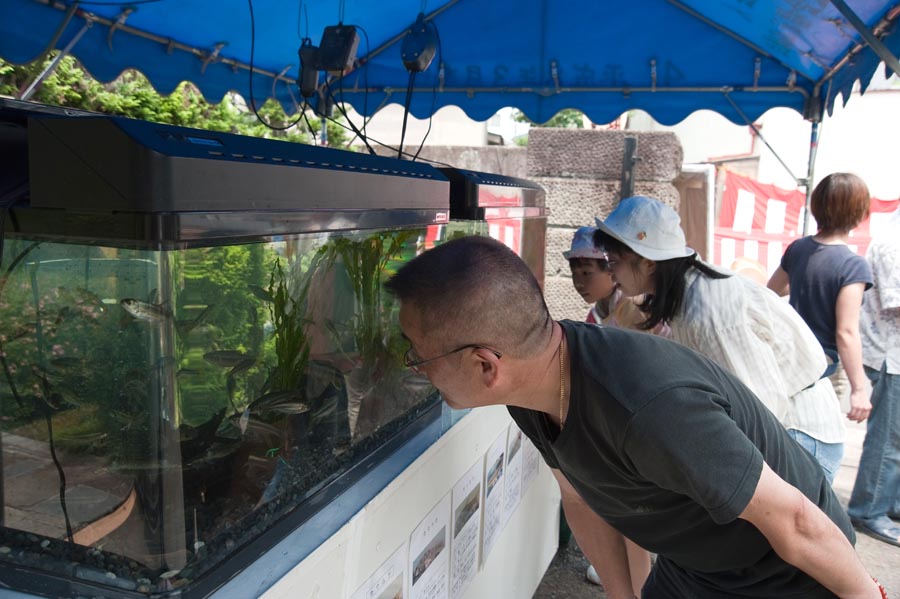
[27,115,449,213]
[0,99,452,247]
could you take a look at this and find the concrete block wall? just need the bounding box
[527,128,683,321]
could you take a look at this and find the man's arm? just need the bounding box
[739,462,880,599]
[551,469,638,599]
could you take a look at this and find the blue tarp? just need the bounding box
[1,0,898,125]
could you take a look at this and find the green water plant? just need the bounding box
[265,250,329,392]
[323,231,416,376]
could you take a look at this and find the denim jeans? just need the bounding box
[848,363,900,522]
[787,429,844,485]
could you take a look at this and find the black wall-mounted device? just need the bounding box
[401,14,438,73]
[298,38,321,98]
[318,24,359,75]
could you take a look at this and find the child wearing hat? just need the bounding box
[565,226,646,329]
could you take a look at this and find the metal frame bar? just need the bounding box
[38,0,294,83]
[830,0,900,76]
[722,93,805,186]
[350,0,462,67]
[19,19,91,100]
[348,84,809,97]
[801,121,822,235]
[813,5,900,98]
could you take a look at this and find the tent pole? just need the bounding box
[802,120,822,235]
[723,93,803,186]
[19,20,91,101]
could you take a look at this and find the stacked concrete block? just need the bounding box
[527,128,683,321]
[538,179,622,228]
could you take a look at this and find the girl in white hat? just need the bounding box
[595,196,847,484]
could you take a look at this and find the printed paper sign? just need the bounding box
[409,495,451,599]
[521,434,541,491]
[351,543,407,599]
[503,424,524,524]
[450,460,482,599]
[481,433,506,564]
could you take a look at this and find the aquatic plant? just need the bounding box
[324,230,416,375]
[265,251,327,392]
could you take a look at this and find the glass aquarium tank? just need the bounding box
[0,101,480,598]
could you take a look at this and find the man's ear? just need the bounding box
[474,347,501,389]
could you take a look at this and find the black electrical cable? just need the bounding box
[326,82,377,155]
[353,25,371,147]
[247,0,304,131]
[0,184,69,543]
[398,70,417,159]
[300,100,319,145]
[44,405,74,543]
[283,78,318,145]
[323,23,375,153]
[293,5,322,146]
[412,21,442,162]
[0,350,22,408]
[29,263,74,544]
[297,1,309,40]
[321,113,460,168]
[339,83,386,151]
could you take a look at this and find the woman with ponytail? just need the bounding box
[595,196,846,483]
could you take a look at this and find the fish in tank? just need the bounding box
[0,225,474,596]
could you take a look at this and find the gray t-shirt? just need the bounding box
[508,321,853,598]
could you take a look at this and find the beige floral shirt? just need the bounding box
[860,208,900,375]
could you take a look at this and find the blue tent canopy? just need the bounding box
[1,0,898,126]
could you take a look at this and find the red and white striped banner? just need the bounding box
[714,171,899,275]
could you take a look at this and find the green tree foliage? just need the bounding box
[0,54,349,146]
[513,107,585,128]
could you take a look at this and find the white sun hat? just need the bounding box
[595,196,695,261]
[563,226,607,260]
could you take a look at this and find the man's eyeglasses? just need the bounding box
[404,344,503,372]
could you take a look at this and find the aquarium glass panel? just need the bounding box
[0,223,476,596]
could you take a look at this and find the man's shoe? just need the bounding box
[585,564,602,586]
[851,516,900,548]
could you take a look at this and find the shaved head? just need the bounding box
[385,236,551,358]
